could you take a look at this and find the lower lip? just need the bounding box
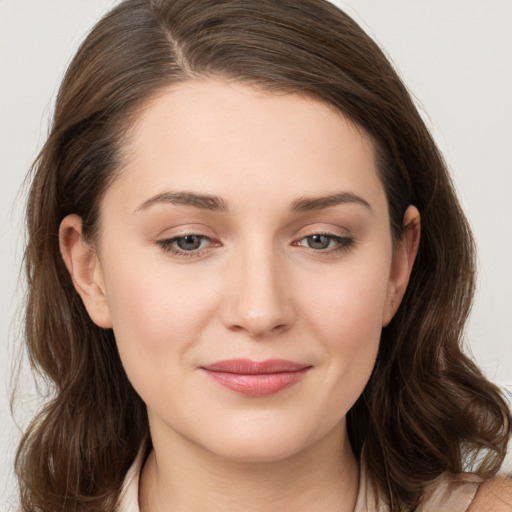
[203,368,310,397]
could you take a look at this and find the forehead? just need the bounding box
[107,79,386,216]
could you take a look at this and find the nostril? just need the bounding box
[219,259,295,336]
[227,321,290,338]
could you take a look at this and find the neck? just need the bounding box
[139,421,359,512]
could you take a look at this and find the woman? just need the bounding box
[15,0,511,510]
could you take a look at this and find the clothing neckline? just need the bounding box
[116,448,483,512]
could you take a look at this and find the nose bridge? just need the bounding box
[222,234,294,336]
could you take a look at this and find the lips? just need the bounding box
[200,359,311,397]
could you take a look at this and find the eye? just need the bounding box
[157,234,215,257]
[304,234,335,250]
[294,233,354,253]
[175,235,206,251]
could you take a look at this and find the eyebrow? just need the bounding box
[290,192,372,213]
[134,191,228,213]
[134,190,371,215]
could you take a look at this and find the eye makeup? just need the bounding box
[293,233,355,254]
[156,234,219,259]
[155,230,356,261]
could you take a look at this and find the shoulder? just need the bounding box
[468,476,512,512]
[420,472,482,511]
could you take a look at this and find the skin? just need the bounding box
[469,477,512,512]
[60,80,421,512]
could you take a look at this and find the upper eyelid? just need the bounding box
[159,234,216,246]
[292,221,351,235]
[165,233,212,241]
[156,229,351,242]
[154,223,215,237]
[297,233,347,241]
[154,222,353,243]
[296,230,348,237]
[293,227,352,240]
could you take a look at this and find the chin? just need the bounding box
[197,420,338,464]
[209,436,308,463]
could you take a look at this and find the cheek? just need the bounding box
[303,258,391,339]
[298,256,391,394]
[101,253,218,382]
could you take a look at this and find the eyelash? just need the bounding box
[293,233,354,254]
[156,235,216,259]
[156,233,354,259]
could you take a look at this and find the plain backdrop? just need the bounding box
[1,0,511,507]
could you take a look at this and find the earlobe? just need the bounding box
[382,205,421,326]
[59,214,113,328]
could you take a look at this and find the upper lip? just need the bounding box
[201,359,311,374]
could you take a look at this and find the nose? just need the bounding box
[220,241,296,338]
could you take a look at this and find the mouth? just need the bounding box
[200,359,312,397]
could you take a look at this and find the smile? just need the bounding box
[200,359,312,397]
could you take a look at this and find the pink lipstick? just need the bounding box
[200,359,311,397]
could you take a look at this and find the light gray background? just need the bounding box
[1,0,511,508]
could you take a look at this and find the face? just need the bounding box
[64,80,416,462]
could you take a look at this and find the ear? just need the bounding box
[59,214,113,328]
[382,205,421,326]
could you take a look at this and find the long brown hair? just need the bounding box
[16,0,511,510]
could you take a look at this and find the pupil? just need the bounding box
[177,235,202,250]
[308,235,330,249]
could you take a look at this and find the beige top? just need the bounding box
[117,450,483,512]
